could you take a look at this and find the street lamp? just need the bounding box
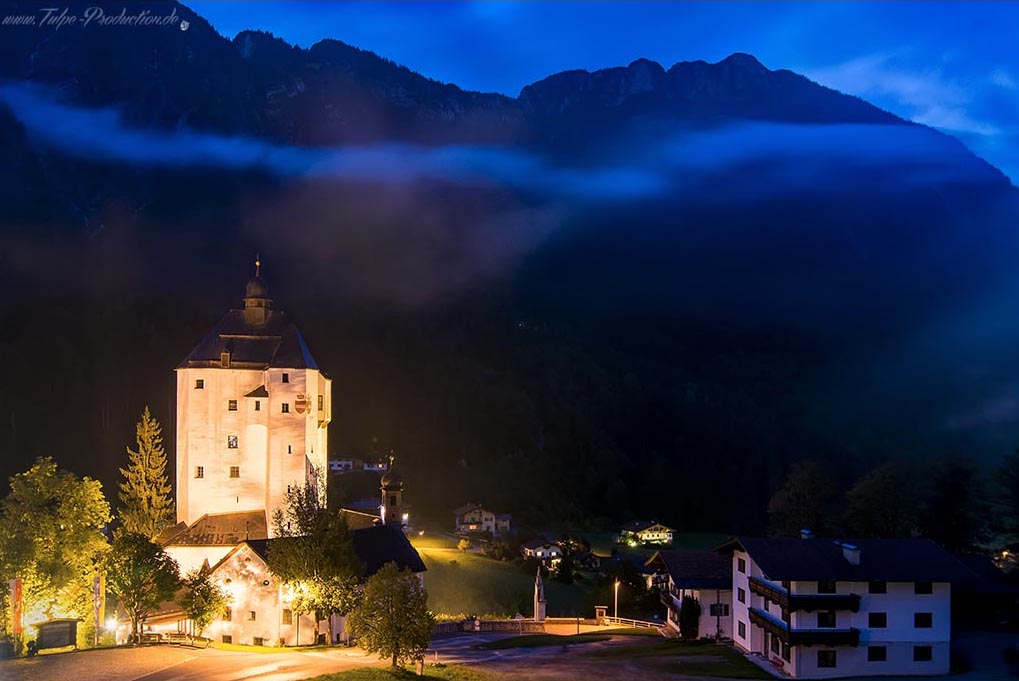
[614,579,620,620]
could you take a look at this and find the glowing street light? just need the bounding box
[614,579,620,619]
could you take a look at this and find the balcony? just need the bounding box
[748,608,860,647]
[748,576,860,613]
[660,590,681,611]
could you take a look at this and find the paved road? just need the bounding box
[1,645,381,681]
[135,647,380,681]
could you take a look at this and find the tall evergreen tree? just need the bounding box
[118,407,174,540]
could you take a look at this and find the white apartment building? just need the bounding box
[720,535,974,678]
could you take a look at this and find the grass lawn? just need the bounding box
[413,542,599,617]
[303,665,499,681]
[474,633,611,650]
[592,639,772,679]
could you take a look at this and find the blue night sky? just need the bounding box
[187,1,1019,183]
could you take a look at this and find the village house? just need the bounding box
[646,550,733,640]
[520,539,561,568]
[328,457,390,473]
[720,533,975,679]
[150,523,425,646]
[452,503,512,536]
[618,520,674,546]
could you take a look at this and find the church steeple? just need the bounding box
[243,254,272,326]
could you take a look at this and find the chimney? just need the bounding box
[841,543,861,565]
[800,529,814,540]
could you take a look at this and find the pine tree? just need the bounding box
[118,407,174,540]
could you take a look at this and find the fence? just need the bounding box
[432,619,546,636]
[600,615,665,632]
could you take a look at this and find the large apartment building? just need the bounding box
[720,534,973,678]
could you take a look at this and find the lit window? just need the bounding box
[228,400,238,411]
[230,466,240,478]
[282,373,289,383]
[227,435,238,449]
[281,403,290,413]
[318,395,324,410]
[817,650,837,668]
[195,466,204,479]
[195,379,204,389]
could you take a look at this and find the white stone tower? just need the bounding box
[174,258,331,535]
[534,567,546,622]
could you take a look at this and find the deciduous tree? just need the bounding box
[118,408,174,540]
[348,562,434,667]
[844,462,917,538]
[178,563,229,643]
[106,532,180,644]
[268,480,362,644]
[767,459,838,536]
[0,457,110,649]
[920,457,988,552]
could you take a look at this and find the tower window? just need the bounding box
[230,466,240,478]
[248,611,256,621]
[281,403,290,413]
[223,607,232,621]
[228,399,238,411]
[227,435,238,449]
[282,373,290,383]
[287,444,292,454]
[255,400,261,411]
[220,352,231,368]
[389,494,398,507]
[195,379,204,389]
[195,466,204,479]
[283,609,293,625]
[318,395,324,411]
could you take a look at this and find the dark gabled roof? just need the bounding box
[646,550,731,590]
[162,510,268,546]
[521,538,556,550]
[245,385,270,398]
[178,309,318,370]
[352,524,427,575]
[339,508,382,530]
[718,537,977,583]
[452,503,482,516]
[156,521,188,545]
[245,524,426,577]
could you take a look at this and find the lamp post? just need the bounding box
[614,580,620,620]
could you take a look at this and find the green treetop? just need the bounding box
[118,407,174,540]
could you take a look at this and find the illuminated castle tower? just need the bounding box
[174,259,331,535]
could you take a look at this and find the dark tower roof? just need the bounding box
[177,260,320,371]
